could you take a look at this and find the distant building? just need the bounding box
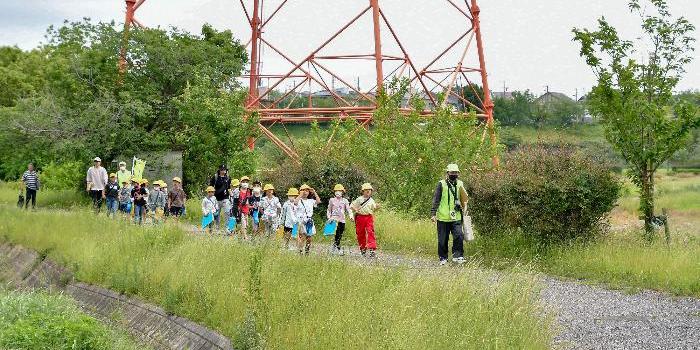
[535,91,574,104]
[492,91,514,100]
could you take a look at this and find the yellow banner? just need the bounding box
[132,158,147,181]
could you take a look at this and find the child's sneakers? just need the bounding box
[368,250,376,258]
[452,257,465,264]
[439,259,448,266]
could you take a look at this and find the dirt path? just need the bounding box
[190,226,700,349]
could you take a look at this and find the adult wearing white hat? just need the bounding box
[116,161,132,187]
[430,163,469,265]
[86,157,109,214]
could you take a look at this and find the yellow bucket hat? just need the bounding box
[333,184,346,192]
[361,183,374,191]
[231,178,240,187]
[205,186,215,193]
[172,177,182,183]
[263,184,275,191]
[299,184,312,191]
[240,176,250,182]
[286,188,299,196]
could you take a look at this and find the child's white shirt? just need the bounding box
[201,196,219,216]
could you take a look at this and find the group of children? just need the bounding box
[202,178,380,256]
[104,173,188,225]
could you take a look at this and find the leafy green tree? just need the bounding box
[0,20,251,191]
[338,79,495,215]
[573,0,700,238]
[493,90,536,126]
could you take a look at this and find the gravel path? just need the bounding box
[304,244,700,349]
[193,229,700,349]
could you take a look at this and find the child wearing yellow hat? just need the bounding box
[327,184,354,255]
[168,177,187,219]
[133,179,149,225]
[202,186,219,234]
[297,184,321,255]
[149,181,167,224]
[280,188,301,249]
[105,173,120,218]
[351,183,380,257]
[259,184,282,238]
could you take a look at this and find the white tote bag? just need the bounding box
[462,207,475,241]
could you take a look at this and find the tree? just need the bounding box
[493,90,536,126]
[0,20,252,191]
[573,0,700,238]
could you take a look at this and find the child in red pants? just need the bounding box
[351,183,380,257]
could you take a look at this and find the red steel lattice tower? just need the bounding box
[118,0,498,165]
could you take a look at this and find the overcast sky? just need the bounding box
[1,0,699,98]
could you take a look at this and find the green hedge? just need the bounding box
[468,144,621,244]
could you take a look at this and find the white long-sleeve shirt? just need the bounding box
[201,196,219,216]
[86,166,108,191]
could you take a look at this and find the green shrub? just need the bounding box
[468,144,621,244]
[39,161,85,190]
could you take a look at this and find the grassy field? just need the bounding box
[0,289,144,350]
[505,124,607,144]
[2,169,698,300]
[0,206,552,349]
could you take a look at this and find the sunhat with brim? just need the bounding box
[118,161,126,166]
[287,188,299,196]
[232,178,240,187]
[263,184,275,191]
[131,178,139,183]
[153,181,162,187]
[140,179,149,185]
[172,177,182,183]
[109,173,117,178]
[161,182,168,188]
[93,157,101,162]
[240,176,250,182]
[361,183,374,191]
[333,184,346,192]
[299,184,312,191]
[445,163,460,173]
[206,186,215,193]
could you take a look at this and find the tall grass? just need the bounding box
[0,181,88,209]
[545,233,700,296]
[0,289,144,350]
[0,207,552,349]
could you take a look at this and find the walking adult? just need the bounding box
[21,163,40,210]
[116,161,132,186]
[86,157,108,214]
[209,164,231,229]
[430,163,469,265]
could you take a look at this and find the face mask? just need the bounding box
[335,191,343,197]
[241,183,249,189]
[448,174,459,181]
[119,166,126,171]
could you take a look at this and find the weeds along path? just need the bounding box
[189,227,700,350]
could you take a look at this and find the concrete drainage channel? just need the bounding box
[0,242,233,350]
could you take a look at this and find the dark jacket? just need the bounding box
[105,181,120,198]
[209,175,231,201]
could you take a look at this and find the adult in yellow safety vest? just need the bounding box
[430,163,469,265]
